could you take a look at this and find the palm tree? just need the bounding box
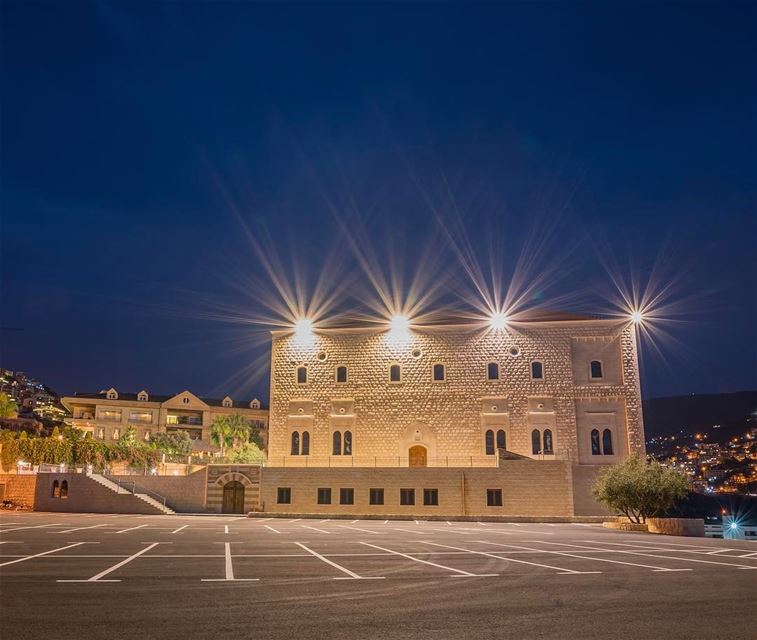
[0,393,18,419]
[210,415,233,457]
[227,413,251,448]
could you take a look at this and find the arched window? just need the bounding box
[496,429,506,451]
[301,431,310,456]
[291,431,300,456]
[332,431,342,456]
[432,363,445,382]
[60,480,68,498]
[543,429,553,454]
[52,480,60,498]
[531,360,544,380]
[591,429,601,455]
[590,360,603,379]
[487,362,500,380]
[335,365,348,383]
[296,366,307,384]
[389,364,401,382]
[531,429,541,455]
[602,429,614,455]
[485,429,495,455]
[344,430,352,455]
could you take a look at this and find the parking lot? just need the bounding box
[2,512,755,639]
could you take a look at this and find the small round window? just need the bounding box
[316,351,328,362]
[509,346,521,357]
[411,348,422,359]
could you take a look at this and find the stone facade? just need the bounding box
[267,319,644,468]
[206,465,261,513]
[0,474,37,508]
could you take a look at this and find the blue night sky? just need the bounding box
[1,2,755,402]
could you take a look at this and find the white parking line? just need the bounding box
[337,525,379,535]
[113,524,149,534]
[224,526,229,534]
[287,519,301,523]
[255,518,272,523]
[58,543,160,582]
[738,552,757,559]
[361,541,497,578]
[319,520,330,524]
[301,525,331,534]
[422,541,598,575]
[478,540,690,572]
[391,527,426,535]
[171,525,189,534]
[0,542,90,567]
[55,524,107,534]
[263,525,281,534]
[295,542,384,580]
[0,523,57,533]
[201,543,259,582]
[582,540,757,570]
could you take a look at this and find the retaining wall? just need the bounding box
[0,474,37,508]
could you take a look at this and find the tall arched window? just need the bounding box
[344,431,352,455]
[52,480,60,498]
[296,366,308,384]
[291,431,300,456]
[591,429,601,455]
[332,431,342,456]
[531,429,541,455]
[496,429,506,450]
[389,364,401,382]
[335,365,348,383]
[543,429,553,454]
[432,363,445,381]
[530,361,544,380]
[485,429,495,455]
[301,431,310,456]
[590,360,603,379]
[60,480,68,498]
[602,429,613,455]
[487,362,499,380]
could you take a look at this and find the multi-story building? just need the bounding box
[61,389,269,451]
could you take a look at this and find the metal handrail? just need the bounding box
[108,476,168,506]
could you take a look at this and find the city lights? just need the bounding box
[489,311,508,330]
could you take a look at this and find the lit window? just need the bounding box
[296,366,308,384]
[602,429,614,455]
[112,428,120,440]
[486,489,503,507]
[389,364,401,383]
[591,429,601,455]
[400,488,415,506]
[301,431,310,456]
[543,429,553,454]
[339,488,354,505]
[369,488,384,505]
[531,361,544,380]
[277,487,291,504]
[496,429,506,451]
[291,431,300,456]
[222,397,232,408]
[343,430,352,455]
[332,431,342,456]
[52,480,60,498]
[485,429,495,455]
[60,480,68,499]
[335,366,348,384]
[487,362,500,380]
[531,429,541,455]
[590,360,604,379]
[317,488,331,505]
[432,363,445,382]
[423,488,439,506]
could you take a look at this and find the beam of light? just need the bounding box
[489,311,509,330]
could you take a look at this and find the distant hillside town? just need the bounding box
[0,368,67,432]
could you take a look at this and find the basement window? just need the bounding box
[277,487,291,504]
[339,488,354,505]
[423,489,439,506]
[400,488,415,506]
[369,488,384,505]
[486,489,503,507]
[317,488,331,505]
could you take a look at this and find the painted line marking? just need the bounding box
[201,543,258,582]
[113,524,149,534]
[263,525,281,534]
[423,541,597,575]
[295,542,384,580]
[361,541,497,578]
[582,540,757,570]
[337,525,379,535]
[255,518,272,523]
[55,524,107,534]
[350,520,359,524]
[0,542,90,567]
[478,540,690,572]
[476,522,487,526]
[301,525,331,534]
[287,519,301,523]
[0,523,57,533]
[392,527,426,535]
[738,552,757,559]
[706,549,731,555]
[171,525,189,534]
[224,526,229,534]
[58,543,160,583]
[319,519,330,523]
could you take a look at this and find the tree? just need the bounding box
[210,415,233,457]
[592,454,689,523]
[225,442,267,466]
[151,431,194,457]
[0,393,18,419]
[226,413,252,447]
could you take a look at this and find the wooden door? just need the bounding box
[222,481,245,514]
[408,445,427,468]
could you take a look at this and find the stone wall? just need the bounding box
[259,459,577,517]
[570,464,611,516]
[206,465,261,513]
[109,469,208,512]
[0,474,37,508]
[268,321,644,468]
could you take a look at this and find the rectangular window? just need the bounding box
[390,364,402,382]
[339,488,354,505]
[277,487,291,504]
[400,488,415,506]
[486,489,503,507]
[296,366,307,384]
[369,488,384,505]
[336,366,348,383]
[317,488,331,505]
[432,363,445,381]
[531,361,544,380]
[423,488,439,506]
[129,411,152,423]
[99,409,122,422]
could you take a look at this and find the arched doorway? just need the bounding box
[222,480,245,514]
[408,445,427,468]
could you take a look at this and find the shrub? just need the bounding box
[223,442,267,466]
[150,431,194,457]
[592,454,689,523]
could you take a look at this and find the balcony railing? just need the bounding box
[272,455,500,468]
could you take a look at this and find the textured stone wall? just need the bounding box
[109,469,208,512]
[206,465,261,513]
[268,321,645,467]
[0,474,37,508]
[33,474,165,514]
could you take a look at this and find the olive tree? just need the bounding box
[592,454,689,523]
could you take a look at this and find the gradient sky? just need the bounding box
[1,1,755,403]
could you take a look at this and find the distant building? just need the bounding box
[61,389,269,452]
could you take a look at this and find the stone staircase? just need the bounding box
[88,473,176,515]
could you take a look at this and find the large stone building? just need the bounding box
[61,389,269,452]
